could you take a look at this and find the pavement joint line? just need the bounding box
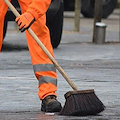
[0,76,35,79]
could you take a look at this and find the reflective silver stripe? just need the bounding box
[33,64,56,73]
[39,76,57,86]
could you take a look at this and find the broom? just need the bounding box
[4,0,105,116]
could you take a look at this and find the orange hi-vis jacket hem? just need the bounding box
[0,0,57,100]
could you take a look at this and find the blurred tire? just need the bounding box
[81,0,117,18]
[3,18,7,40]
[46,1,63,48]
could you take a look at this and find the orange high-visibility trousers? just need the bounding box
[0,0,57,100]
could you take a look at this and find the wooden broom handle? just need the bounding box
[4,0,78,90]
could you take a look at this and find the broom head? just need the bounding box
[60,89,105,116]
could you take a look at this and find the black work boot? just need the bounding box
[41,95,62,112]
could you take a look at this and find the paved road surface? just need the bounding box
[0,11,120,120]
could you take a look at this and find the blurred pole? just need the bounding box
[74,0,81,32]
[93,0,103,43]
[119,0,120,42]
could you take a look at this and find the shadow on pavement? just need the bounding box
[1,42,28,51]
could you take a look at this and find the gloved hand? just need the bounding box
[15,12,35,32]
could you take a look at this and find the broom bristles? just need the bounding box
[60,89,105,116]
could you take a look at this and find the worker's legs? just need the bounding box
[0,0,11,51]
[18,0,58,100]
